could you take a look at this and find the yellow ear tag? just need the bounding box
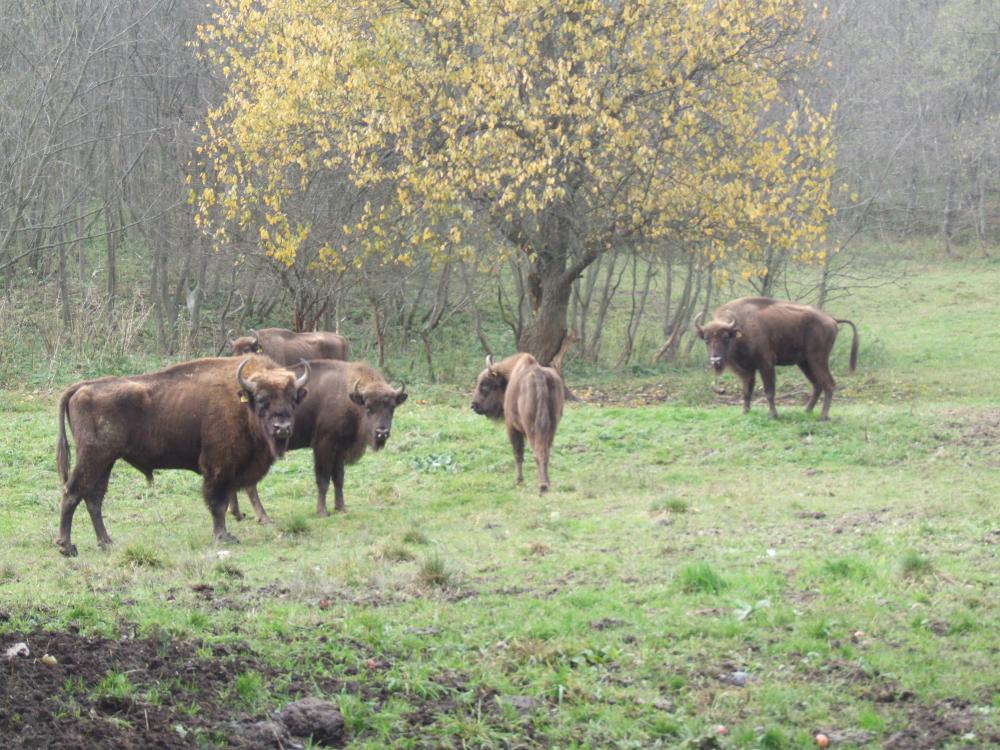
[240,392,249,403]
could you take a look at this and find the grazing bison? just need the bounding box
[232,328,349,364]
[55,356,309,556]
[471,353,564,493]
[230,360,408,522]
[695,297,859,420]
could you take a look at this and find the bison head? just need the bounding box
[471,355,507,420]
[694,311,742,372]
[237,358,309,457]
[231,329,264,356]
[349,379,408,450]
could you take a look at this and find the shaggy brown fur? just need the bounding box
[55,355,308,556]
[232,328,349,364]
[471,353,564,493]
[230,360,407,522]
[696,297,859,420]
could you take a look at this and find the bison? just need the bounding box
[55,356,309,556]
[695,297,859,420]
[232,327,349,364]
[471,353,564,493]
[230,360,408,522]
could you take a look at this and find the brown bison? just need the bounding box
[695,297,859,420]
[471,353,564,493]
[230,360,408,522]
[55,356,309,556]
[232,327,349,364]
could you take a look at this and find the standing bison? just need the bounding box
[232,327,349,364]
[231,360,408,522]
[55,356,309,556]
[695,297,859,420]
[471,353,564,493]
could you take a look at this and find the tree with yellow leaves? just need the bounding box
[195,0,836,363]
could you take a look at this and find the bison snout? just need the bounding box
[471,402,482,414]
[375,428,390,443]
[272,421,293,439]
[709,356,723,369]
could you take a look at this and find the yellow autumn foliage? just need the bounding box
[194,0,836,277]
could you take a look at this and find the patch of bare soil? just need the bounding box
[0,622,502,749]
[1,627,266,749]
[940,408,1000,462]
[884,697,1000,750]
[573,383,671,407]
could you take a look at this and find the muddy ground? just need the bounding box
[0,618,498,749]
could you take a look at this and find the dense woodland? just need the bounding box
[1,0,997,386]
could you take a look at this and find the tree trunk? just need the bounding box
[517,247,576,365]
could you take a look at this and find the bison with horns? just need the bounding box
[55,355,309,555]
[471,353,564,493]
[231,327,349,364]
[695,297,859,420]
[230,360,408,522]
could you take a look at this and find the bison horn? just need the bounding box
[294,359,310,389]
[236,358,257,393]
[693,311,705,333]
[395,382,407,397]
[485,354,495,371]
[352,378,362,398]
[720,310,738,330]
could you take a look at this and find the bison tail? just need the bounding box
[56,386,77,485]
[531,372,551,441]
[836,319,859,373]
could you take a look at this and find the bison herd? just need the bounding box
[55,297,858,556]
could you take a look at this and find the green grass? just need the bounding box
[1,252,999,748]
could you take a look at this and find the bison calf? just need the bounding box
[230,360,408,522]
[471,353,564,493]
[55,356,309,556]
[232,327,349,364]
[695,297,858,420]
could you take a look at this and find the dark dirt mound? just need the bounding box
[1,628,274,749]
[0,623,505,749]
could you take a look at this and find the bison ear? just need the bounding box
[237,388,254,406]
[349,390,366,407]
[394,390,408,406]
[295,387,308,405]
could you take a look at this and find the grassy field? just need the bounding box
[1,252,998,749]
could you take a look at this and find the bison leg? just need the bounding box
[532,436,552,494]
[244,485,273,524]
[56,490,84,557]
[83,468,114,551]
[760,366,779,419]
[227,494,246,521]
[740,371,756,414]
[204,483,239,545]
[56,460,113,557]
[331,457,346,513]
[813,360,837,421]
[313,451,333,516]
[799,362,823,413]
[508,428,525,485]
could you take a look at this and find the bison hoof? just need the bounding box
[538,484,549,495]
[98,539,114,551]
[216,532,240,545]
[56,540,78,557]
[256,515,274,525]
[231,512,246,522]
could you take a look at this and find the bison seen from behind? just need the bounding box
[232,327,349,364]
[471,353,564,493]
[231,360,408,522]
[55,356,309,556]
[695,297,858,420]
